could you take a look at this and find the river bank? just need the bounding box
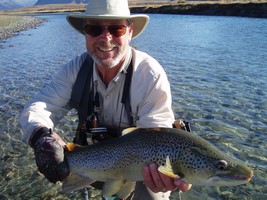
[0,2,266,41]
[1,2,267,18]
[0,15,46,40]
[131,2,267,18]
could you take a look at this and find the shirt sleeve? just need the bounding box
[19,53,87,144]
[131,50,175,128]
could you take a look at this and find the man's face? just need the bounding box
[84,19,133,69]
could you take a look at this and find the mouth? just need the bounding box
[97,43,117,52]
[218,170,253,182]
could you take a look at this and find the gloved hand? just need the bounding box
[29,127,70,183]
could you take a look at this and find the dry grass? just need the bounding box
[0,4,86,15]
[0,15,23,27]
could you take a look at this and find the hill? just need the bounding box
[1,1,266,18]
[0,0,172,10]
[0,0,37,10]
[35,0,88,5]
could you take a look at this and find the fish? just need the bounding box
[62,127,253,199]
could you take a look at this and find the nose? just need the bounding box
[101,26,112,38]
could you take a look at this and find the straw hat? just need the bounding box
[67,0,149,39]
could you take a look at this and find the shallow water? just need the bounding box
[0,13,266,199]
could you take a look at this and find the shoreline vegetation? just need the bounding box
[0,1,266,41]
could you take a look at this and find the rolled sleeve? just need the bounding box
[19,53,88,144]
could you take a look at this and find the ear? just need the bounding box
[128,23,133,39]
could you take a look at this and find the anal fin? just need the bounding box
[102,179,125,197]
[116,181,136,199]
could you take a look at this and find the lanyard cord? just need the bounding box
[93,80,100,112]
[93,78,124,132]
[118,97,124,130]
[92,59,133,131]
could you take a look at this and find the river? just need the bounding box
[0,13,266,199]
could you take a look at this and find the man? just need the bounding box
[19,0,190,199]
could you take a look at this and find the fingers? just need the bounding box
[143,163,191,193]
[174,179,192,192]
[143,164,157,192]
[143,163,177,193]
[159,169,177,191]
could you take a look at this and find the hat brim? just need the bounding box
[67,14,149,39]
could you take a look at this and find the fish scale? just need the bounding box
[63,127,253,199]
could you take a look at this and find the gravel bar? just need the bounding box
[0,15,46,40]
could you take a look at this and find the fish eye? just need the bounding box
[217,160,228,170]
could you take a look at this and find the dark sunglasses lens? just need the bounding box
[84,25,102,37]
[108,25,126,37]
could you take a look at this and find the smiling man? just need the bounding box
[19,0,190,199]
[83,19,133,86]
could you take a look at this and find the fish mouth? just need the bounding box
[206,168,253,187]
[245,169,253,181]
[217,170,253,182]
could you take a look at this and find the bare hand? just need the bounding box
[143,163,190,193]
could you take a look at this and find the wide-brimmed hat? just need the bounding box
[67,0,149,39]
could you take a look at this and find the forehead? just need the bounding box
[84,19,128,25]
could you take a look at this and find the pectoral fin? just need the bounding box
[158,156,178,179]
[62,174,94,193]
[65,143,82,152]
[158,156,193,191]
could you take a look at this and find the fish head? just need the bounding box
[172,138,253,187]
[204,159,253,186]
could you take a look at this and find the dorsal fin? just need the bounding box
[122,127,139,136]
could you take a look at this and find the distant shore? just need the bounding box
[0,15,46,40]
[0,2,266,40]
[131,2,267,18]
[1,2,267,18]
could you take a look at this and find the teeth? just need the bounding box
[99,47,114,52]
[98,43,116,52]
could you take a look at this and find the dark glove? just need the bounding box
[30,127,70,183]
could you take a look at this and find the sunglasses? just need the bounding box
[84,24,129,37]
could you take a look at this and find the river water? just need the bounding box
[0,13,266,199]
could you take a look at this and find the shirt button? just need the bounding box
[105,114,110,118]
[106,95,110,99]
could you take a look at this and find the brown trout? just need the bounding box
[62,128,253,199]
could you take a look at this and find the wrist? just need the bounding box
[29,127,51,148]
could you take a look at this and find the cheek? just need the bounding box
[85,36,95,51]
[117,35,131,48]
